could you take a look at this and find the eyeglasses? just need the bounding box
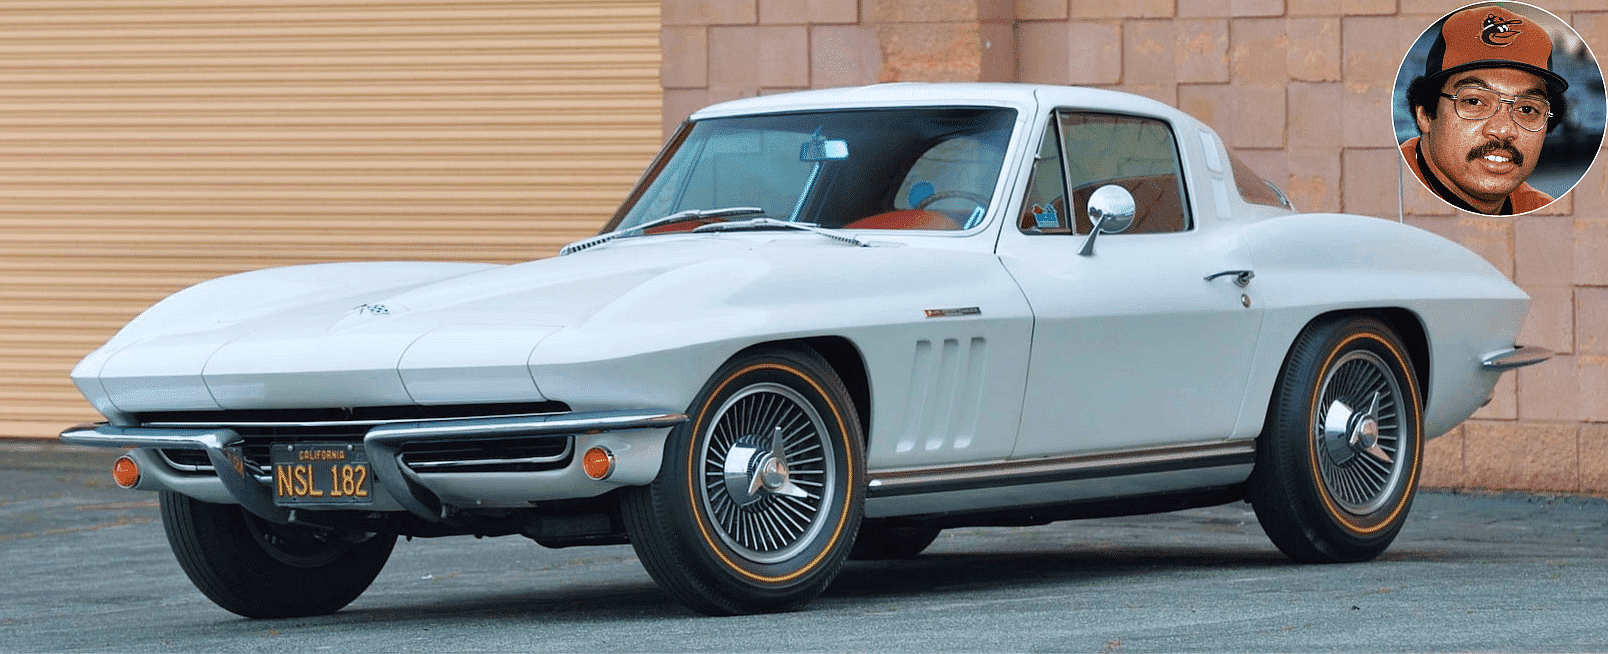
[1439,86,1553,132]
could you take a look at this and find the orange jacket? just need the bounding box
[1400,137,1553,215]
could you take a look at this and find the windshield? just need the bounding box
[605,107,1017,234]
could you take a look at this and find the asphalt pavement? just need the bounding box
[2,439,1604,653]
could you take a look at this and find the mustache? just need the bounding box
[1467,140,1524,166]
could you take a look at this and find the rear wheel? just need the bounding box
[160,492,395,618]
[1248,316,1423,563]
[622,347,865,615]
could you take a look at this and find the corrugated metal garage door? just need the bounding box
[0,1,663,437]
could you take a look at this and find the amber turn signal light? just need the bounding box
[112,455,140,488]
[581,446,615,480]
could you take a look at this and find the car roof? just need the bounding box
[689,83,1202,132]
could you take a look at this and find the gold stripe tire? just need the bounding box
[1248,316,1424,563]
[621,346,865,615]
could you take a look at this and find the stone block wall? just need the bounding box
[659,0,1608,495]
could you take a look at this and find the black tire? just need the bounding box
[849,522,941,560]
[622,347,865,615]
[160,492,396,618]
[1248,316,1423,563]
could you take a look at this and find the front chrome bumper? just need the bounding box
[62,410,685,524]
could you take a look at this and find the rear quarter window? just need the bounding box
[1229,152,1291,209]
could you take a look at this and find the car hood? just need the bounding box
[76,233,1013,416]
[75,238,716,413]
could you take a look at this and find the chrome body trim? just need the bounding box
[414,429,669,507]
[1481,345,1554,370]
[61,423,239,450]
[361,411,683,519]
[363,411,683,441]
[404,440,573,470]
[126,448,238,504]
[865,461,1253,519]
[866,440,1256,498]
[204,444,292,522]
[155,449,211,473]
[59,410,686,523]
[60,423,291,520]
[1204,269,1255,287]
[141,411,566,430]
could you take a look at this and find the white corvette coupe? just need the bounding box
[64,84,1549,618]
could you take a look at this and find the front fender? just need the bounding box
[527,238,1035,466]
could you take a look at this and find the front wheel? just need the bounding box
[160,492,396,618]
[622,347,865,615]
[1248,316,1423,563]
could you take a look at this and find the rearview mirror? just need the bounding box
[800,137,849,162]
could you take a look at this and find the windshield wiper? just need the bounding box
[560,206,764,255]
[692,217,868,247]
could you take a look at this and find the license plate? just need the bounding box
[270,443,373,505]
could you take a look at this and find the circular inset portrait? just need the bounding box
[1393,2,1605,215]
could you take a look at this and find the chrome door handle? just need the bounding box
[1205,269,1255,287]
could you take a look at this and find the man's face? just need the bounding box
[1414,67,1548,213]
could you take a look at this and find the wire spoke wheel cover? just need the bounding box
[1315,351,1407,515]
[1250,316,1424,564]
[622,347,864,616]
[701,382,835,564]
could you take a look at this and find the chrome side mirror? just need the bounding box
[1078,184,1135,256]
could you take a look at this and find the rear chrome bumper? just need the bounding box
[61,410,685,524]
[1481,345,1554,370]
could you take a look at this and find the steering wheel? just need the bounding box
[915,190,989,212]
[915,190,990,228]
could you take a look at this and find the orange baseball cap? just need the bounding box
[1424,4,1568,92]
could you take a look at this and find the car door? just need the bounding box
[998,110,1264,459]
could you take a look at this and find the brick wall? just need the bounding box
[659,0,1607,495]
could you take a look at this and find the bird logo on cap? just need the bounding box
[1480,12,1523,47]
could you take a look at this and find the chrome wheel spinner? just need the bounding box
[722,425,810,505]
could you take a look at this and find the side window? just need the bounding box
[1018,121,1071,234]
[1229,151,1292,208]
[1020,112,1190,235]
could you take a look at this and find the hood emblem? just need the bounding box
[358,303,391,316]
